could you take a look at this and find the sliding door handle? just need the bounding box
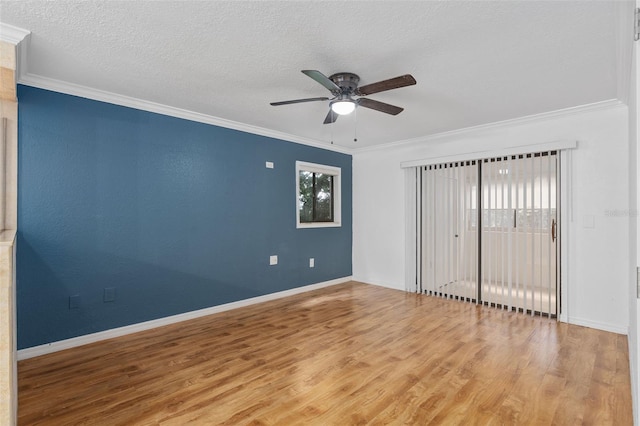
[551,219,556,242]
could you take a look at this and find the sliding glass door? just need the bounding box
[420,152,559,317]
[421,161,478,303]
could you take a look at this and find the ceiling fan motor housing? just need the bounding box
[270,70,415,124]
[329,73,360,94]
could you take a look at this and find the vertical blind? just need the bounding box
[419,151,559,317]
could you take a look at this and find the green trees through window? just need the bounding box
[296,161,341,228]
[299,171,334,222]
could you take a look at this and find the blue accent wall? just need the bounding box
[17,85,352,349]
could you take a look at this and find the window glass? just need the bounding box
[296,162,341,228]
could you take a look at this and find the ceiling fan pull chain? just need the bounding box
[330,112,334,144]
[270,70,415,129]
[354,107,358,143]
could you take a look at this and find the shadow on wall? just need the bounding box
[17,236,266,349]
[17,85,352,349]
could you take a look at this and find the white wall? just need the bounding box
[628,1,639,422]
[353,104,630,333]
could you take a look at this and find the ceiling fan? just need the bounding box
[270,70,417,124]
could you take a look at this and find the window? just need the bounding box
[296,161,341,228]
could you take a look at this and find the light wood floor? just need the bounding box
[18,281,632,425]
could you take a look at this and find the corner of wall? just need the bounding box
[0,31,24,426]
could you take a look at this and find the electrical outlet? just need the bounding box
[69,294,80,309]
[104,287,116,303]
[309,258,315,268]
[270,255,278,265]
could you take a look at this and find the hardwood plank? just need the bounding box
[18,282,633,425]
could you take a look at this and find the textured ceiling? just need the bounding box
[0,1,621,149]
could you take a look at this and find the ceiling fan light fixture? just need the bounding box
[331,100,356,115]
[271,70,416,125]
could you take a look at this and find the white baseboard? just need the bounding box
[351,276,404,291]
[566,316,628,335]
[354,280,627,336]
[18,276,352,360]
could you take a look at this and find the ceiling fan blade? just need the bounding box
[323,109,339,124]
[302,70,341,95]
[357,74,416,96]
[270,97,329,106]
[357,98,404,115]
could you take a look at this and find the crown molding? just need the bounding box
[17,72,625,157]
[0,22,30,45]
[17,73,352,155]
[354,99,625,154]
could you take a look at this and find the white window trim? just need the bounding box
[296,161,341,229]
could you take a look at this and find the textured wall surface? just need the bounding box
[17,85,352,349]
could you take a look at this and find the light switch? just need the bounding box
[270,255,278,265]
[309,258,315,268]
[266,161,274,169]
